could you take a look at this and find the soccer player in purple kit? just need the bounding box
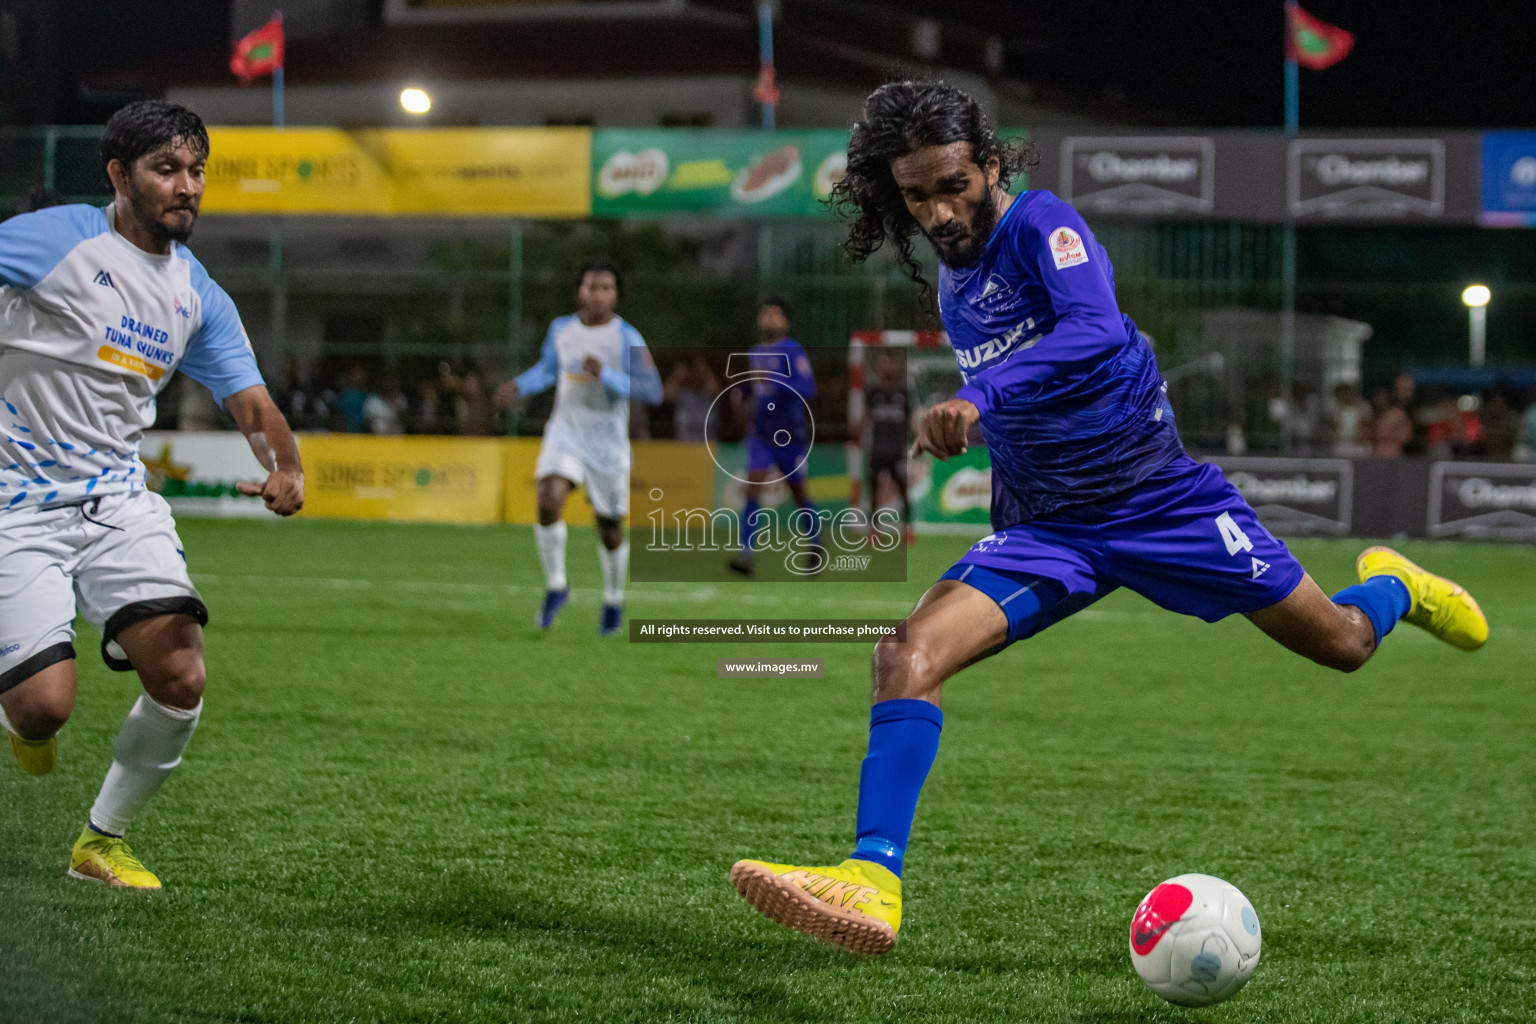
[730,80,1488,954]
[728,298,823,577]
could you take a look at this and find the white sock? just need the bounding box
[88,695,201,836]
[535,521,568,592]
[599,541,629,606]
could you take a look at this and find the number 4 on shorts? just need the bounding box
[1215,511,1254,556]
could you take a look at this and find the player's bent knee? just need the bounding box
[146,654,206,709]
[871,630,940,701]
[7,690,74,739]
[2,657,78,738]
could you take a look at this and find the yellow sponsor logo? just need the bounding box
[670,159,733,189]
[97,346,164,381]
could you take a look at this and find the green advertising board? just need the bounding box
[592,129,850,217]
[910,447,992,527]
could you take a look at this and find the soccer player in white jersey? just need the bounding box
[499,260,661,635]
[0,101,303,888]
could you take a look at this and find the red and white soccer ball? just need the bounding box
[1129,873,1262,1007]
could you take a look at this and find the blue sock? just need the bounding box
[742,499,762,553]
[1332,575,1412,645]
[851,699,943,878]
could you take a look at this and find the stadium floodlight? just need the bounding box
[400,87,432,115]
[1462,284,1490,367]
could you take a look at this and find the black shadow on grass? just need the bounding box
[347,874,885,1022]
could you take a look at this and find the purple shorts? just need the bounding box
[745,435,810,483]
[942,455,1305,644]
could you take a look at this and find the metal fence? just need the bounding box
[6,127,1533,451]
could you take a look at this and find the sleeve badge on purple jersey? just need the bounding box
[1050,227,1089,270]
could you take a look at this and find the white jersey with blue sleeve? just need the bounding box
[514,314,660,476]
[0,203,263,512]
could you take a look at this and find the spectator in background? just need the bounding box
[362,391,401,435]
[1368,388,1413,458]
[1393,370,1417,412]
[413,379,450,434]
[439,364,495,435]
[377,378,411,434]
[1329,382,1371,457]
[1393,371,1425,453]
[1481,388,1519,461]
[1419,389,1468,460]
[338,365,372,433]
[665,355,719,442]
[1453,395,1483,458]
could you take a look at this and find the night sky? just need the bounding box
[1023,2,1536,129]
[31,0,1536,129]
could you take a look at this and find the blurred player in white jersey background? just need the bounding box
[498,260,662,635]
[0,101,304,888]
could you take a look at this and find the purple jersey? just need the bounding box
[747,338,816,444]
[941,190,1183,528]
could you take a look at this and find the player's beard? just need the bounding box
[127,183,199,247]
[926,188,998,270]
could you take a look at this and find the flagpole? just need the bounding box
[1280,1,1298,451]
[272,10,284,127]
[1284,1,1300,135]
[758,1,775,131]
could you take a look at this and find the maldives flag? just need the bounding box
[230,15,284,84]
[1287,4,1353,70]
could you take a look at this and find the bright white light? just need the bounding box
[1462,284,1491,307]
[400,88,431,115]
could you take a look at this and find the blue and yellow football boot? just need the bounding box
[730,857,901,954]
[1358,546,1488,651]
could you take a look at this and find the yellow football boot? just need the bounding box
[730,857,901,955]
[9,732,56,776]
[1357,546,1488,651]
[68,827,162,889]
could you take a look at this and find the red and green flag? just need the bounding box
[230,15,284,84]
[1287,4,1353,70]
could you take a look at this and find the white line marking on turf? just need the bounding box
[188,573,916,611]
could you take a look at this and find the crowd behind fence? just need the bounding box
[7,121,1535,455]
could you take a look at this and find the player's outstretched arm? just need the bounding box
[909,398,979,461]
[500,320,563,408]
[227,385,304,516]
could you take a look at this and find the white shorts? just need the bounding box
[535,426,629,520]
[0,489,206,694]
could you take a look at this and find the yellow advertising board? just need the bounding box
[298,435,506,524]
[203,127,591,216]
[365,128,590,216]
[501,439,716,527]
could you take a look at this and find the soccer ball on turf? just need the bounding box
[1129,873,1262,1008]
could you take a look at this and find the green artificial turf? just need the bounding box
[2,520,1533,1023]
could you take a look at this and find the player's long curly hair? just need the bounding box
[828,79,1038,300]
